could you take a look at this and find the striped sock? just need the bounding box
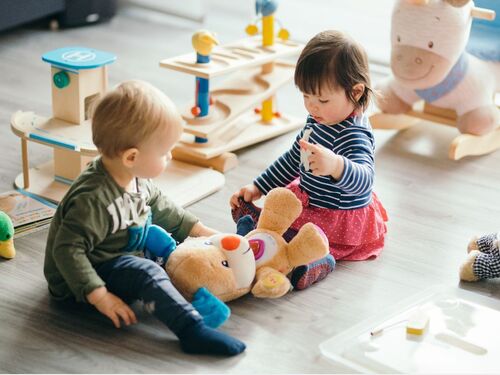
[231,198,261,224]
[291,254,336,290]
[477,233,498,254]
[473,249,500,279]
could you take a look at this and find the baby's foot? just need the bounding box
[178,323,246,356]
[291,254,336,290]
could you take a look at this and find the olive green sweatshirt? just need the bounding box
[43,157,198,302]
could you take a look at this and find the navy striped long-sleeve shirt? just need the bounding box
[254,114,375,210]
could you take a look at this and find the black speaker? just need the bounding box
[57,0,117,28]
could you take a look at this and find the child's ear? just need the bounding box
[121,148,139,168]
[352,83,365,102]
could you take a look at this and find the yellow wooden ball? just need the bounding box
[245,24,259,36]
[278,28,289,41]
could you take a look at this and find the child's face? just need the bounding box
[133,123,180,179]
[302,85,356,125]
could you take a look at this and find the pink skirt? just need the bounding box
[287,179,388,261]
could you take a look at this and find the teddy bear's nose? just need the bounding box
[221,235,241,251]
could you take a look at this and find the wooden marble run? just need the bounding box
[10,47,224,206]
[160,0,304,172]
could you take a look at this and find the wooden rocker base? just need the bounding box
[15,159,225,208]
[449,129,500,160]
[371,103,500,160]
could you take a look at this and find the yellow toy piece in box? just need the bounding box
[0,211,15,259]
[406,309,430,335]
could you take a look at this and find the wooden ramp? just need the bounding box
[160,36,302,79]
[11,111,225,206]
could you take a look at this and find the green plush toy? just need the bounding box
[0,211,15,259]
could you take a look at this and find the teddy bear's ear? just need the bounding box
[287,223,329,267]
[444,0,470,7]
[257,188,302,235]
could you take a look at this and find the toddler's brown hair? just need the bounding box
[294,30,373,110]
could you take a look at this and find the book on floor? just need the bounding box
[0,190,57,238]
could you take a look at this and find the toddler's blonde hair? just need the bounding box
[91,80,182,158]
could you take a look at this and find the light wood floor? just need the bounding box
[1,1,500,373]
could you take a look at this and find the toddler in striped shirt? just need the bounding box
[230,30,388,290]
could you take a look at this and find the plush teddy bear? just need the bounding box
[0,211,15,259]
[158,187,329,308]
[376,0,499,136]
[459,232,500,281]
[243,187,330,298]
[144,187,328,330]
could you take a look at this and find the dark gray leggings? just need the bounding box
[95,255,202,335]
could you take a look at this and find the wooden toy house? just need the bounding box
[11,47,224,206]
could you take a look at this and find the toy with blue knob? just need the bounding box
[245,0,289,123]
[190,30,219,144]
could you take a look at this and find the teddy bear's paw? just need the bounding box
[459,250,480,282]
[467,236,479,253]
[252,272,291,298]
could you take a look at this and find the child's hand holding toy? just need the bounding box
[230,184,263,209]
[299,139,344,180]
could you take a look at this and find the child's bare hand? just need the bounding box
[87,287,137,328]
[299,139,344,179]
[230,184,262,209]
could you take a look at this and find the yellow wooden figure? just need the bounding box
[245,0,290,123]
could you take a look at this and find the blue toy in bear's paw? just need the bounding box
[192,287,231,329]
[144,224,177,264]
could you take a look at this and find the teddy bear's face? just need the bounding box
[166,235,255,302]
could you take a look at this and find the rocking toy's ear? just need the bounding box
[444,0,471,8]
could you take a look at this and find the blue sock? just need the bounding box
[236,215,255,236]
[178,323,246,356]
